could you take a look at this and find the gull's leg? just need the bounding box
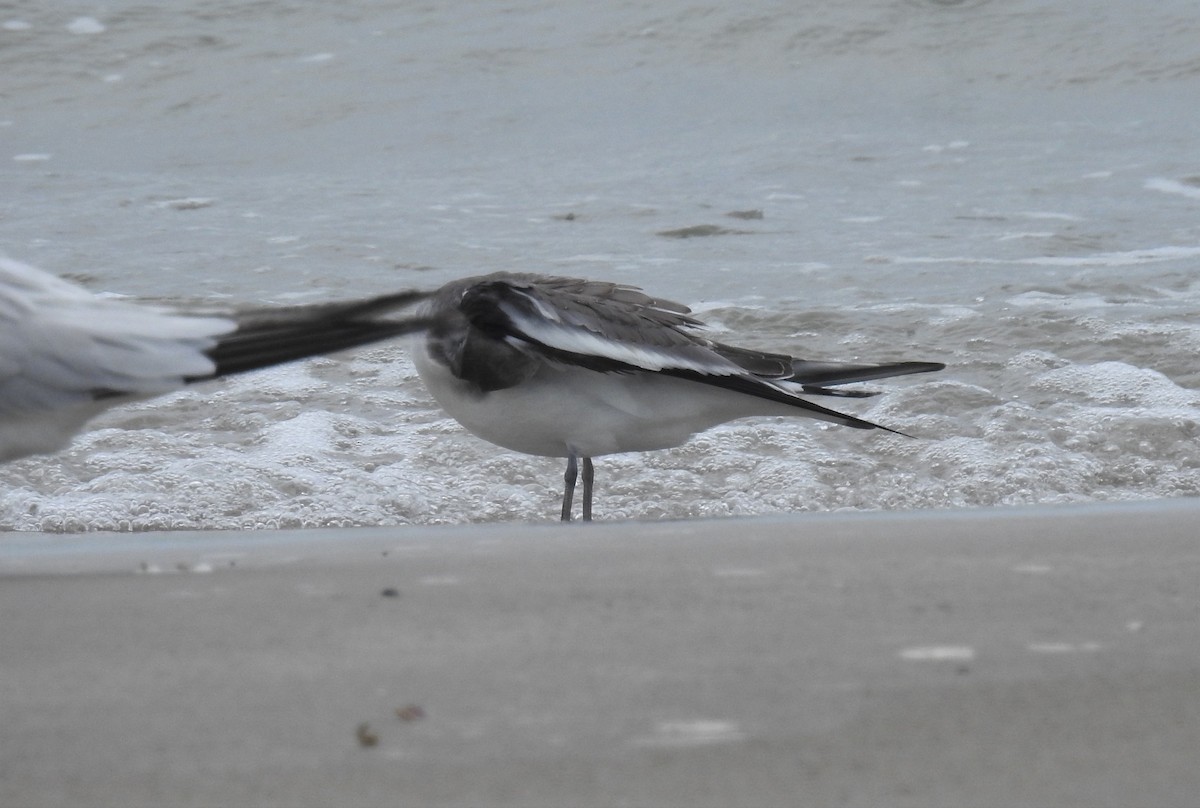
[561,453,578,522]
[581,457,594,522]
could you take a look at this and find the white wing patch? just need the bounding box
[0,257,234,414]
[502,305,744,376]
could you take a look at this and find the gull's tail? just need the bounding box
[678,350,944,435]
[711,343,944,400]
[788,360,945,398]
[194,290,432,380]
[787,359,946,386]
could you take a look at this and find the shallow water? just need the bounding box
[3,0,1200,529]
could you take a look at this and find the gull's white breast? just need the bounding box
[411,337,803,458]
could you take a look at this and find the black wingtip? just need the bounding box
[788,359,946,386]
[908,361,946,374]
[192,289,432,381]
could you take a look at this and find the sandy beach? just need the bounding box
[3,500,1199,807]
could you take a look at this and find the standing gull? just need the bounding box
[410,272,944,521]
[0,256,430,462]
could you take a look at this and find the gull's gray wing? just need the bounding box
[457,272,746,376]
[451,272,909,432]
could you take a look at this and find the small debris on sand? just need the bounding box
[356,722,379,747]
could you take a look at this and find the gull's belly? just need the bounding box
[413,348,793,458]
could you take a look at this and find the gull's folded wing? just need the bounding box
[456,274,920,433]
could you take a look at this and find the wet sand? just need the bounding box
[3,500,1199,807]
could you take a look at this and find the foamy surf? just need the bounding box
[4,0,1200,529]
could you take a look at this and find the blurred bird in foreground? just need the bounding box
[0,256,430,462]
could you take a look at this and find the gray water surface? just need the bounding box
[3,1,1200,529]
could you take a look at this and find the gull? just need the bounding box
[410,272,944,521]
[0,256,430,463]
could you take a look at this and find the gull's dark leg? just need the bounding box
[581,457,594,522]
[561,453,578,522]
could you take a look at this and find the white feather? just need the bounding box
[503,305,742,376]
[0,257,233,460]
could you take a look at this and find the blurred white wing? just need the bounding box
[0,257,232,413]
[0,257,233,460]
[0,257,433,462]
